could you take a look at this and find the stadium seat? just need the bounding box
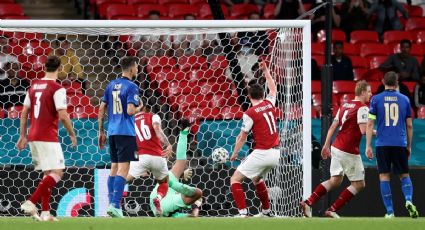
[127,0,158,5]
[167,4,198,18]
[174,94,212,110]
[230,3,259,18]
[0,0,17,3]
[360,43,391,58]
[313,55,324,67]
[209,93,237,108]
[182,106,221,120]
[417,107,425,119]
[137,4,168,17]
[383,31,413,45]
[353,68,367,81]
[106,4,136,19]
[407,5,423,18]
[67,94,91,108]
[164,81,201,96]
[221,106,243,120]
[147,56,177,72]
[22,41,51,56]
[311,81,321,93]
[318,29,346,43]
[312,43,325,56]
[415,56,423,64]
[362,69,384,82]
[149,68,186,84]
[0,108,5,119]
[70,106,99,119]
[188,0,205,4]
[312,93,322,107]
[9,32,43,43]
[339,93,356,105]
[0,15,30,19]
[368,81,382,94]
[178,56,207,71]
[405,18,425,31]
[369,56,388,69]
[404,81,416,95]
[7,105,23,119]
[392,43,423,56]
[263,3,275,19]
[19,55,47,79]
[63,82,83,95]
[350,30,379,45]
[341,43,358,56]
[199,80,233,95]
[333,81,357,94]
[0,3,24,16]
[158,0,188,4]
[96,0,127,18]
[350,56,369,69]
[415,31,425,44]
[198,3,228,19]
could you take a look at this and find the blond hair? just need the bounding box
[355,80,369,96]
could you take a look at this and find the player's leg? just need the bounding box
[376,147,394,217]
[151,155,171,216]
[394,147,418,218]
[21,142,42,220]
[108,136,118,205]
[230,169,248,217]
[170,120,190,179]
[326,152,365,218]
[39,168,63,221]
[182,188,203,217]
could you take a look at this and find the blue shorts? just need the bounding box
[376,146,409,174]
[109,135,138,163]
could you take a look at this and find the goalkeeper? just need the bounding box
[127,119,203,217]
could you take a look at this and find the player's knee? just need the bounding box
[399,174,410,180]
[379,173,390,181]
[352,181,366,191]
[192,188,202,200]
[230,171,243,184]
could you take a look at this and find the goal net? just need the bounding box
[0,20,311,217]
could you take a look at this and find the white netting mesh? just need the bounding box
[0,24,308,217]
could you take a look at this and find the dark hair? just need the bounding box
[400,39,411,47]
[149,10,160,16]
[384,71,398,87]
[45,55,61,72]
[248,83,264,100]
[333,41,343,47]
[120,56,138,71]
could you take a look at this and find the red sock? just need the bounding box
[157,181,169,199]
[255,181,270,210]
[41,187,52,211]
[329,188,355,212]
[306,183,328,206]
[231,183,247,210]
[29,175,57,205]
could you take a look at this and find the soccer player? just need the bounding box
[127,118,203,217]
[98,56,143,218]
[300,80,372,218]
[127,102,173,216]
[16,55,77,221]
[365,71,419,218]
[229,61,279,217]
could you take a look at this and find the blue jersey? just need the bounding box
[102,77,140,136]
[369,89,412,147]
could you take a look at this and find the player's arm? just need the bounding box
[127,103,143,116]
[98,101,107,149]
[127,85,143,116]
[230,131,248,161]
[152,116,172,158]
[321,119,339,159]
[406,118,413,157]
[259,61,277,100]
[365,117,375,160]
[16,97,30,151]
[58,109,77,147]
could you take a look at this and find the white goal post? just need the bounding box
[0,20,311,217]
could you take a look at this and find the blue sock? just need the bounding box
[112,176,126,209]
[401,177,413,202]
[107,176,115,204]
[380,181,394,215]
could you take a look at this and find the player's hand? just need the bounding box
[259,60,268,71]
[98,132,107,149]
[366,146,374,160]
[70,135,77,148]
[183,168,193,181]
[16,135,27,151]
[163,145,173,159]
[321,147,331,159]
[230,152,238,161]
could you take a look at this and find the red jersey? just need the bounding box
[332,100,369,155]
[135,112,163,156]
[242,96,279,150]
[24,79,67,142]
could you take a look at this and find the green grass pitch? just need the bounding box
[0,217,424,230]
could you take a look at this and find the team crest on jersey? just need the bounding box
[134,95,139,102]
[362,114,367,119]
[114,84,122,90]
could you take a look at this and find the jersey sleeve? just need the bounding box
[333,108,341,122]
[127,84,140,106]
[102,84,109,104]
[152,114,161,124]
[265,94,276,106]
[23,92,31,108]
[368,96,377,120]
[241,113,254,133]
[357,106,369,124]
[53,88,68,111]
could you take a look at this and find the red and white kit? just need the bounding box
[237,95,280,179]
[331,100,369,181]
[24,78,67,171]
[129,112,168,180]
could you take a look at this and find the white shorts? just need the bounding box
[237,148,280,179]
[129,154,168,180]
[29,141,65,171]
[330,146,365,181]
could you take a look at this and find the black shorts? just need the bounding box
[109,135,138,163]
[376,146,409,174]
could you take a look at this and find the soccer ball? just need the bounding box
[212,147,229,164]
